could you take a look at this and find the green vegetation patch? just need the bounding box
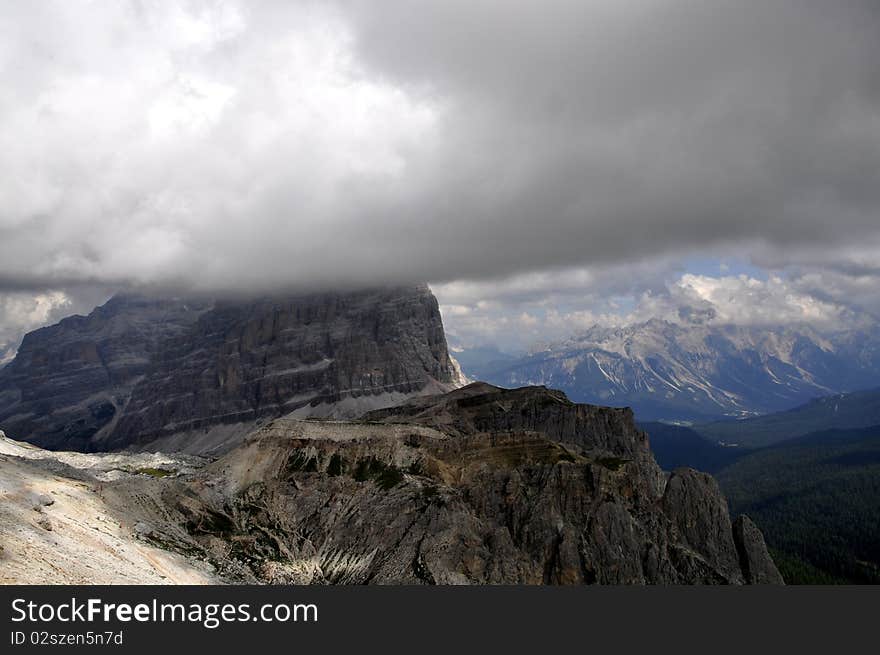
[353,457,405,490]
[718,427,880,584]
[594,456,628,471]
[769,549,850,585]
[419,484,447,508]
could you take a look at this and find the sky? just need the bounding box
[1,0,880,358]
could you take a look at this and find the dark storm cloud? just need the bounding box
[336,0,880,280]
[0,1,879,300]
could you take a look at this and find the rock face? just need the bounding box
[0,296,209,451]
[732,515,785,584]
[0,384,781,584]
[662,468,746,583]
[152,383,781,584]
[0,286,462,453]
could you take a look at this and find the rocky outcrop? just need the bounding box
[108,286,460,452]
[732,515,785,584]
[363,382,650,460]
[150,383,781,584]
[662,468,745,583]
[0,286,462,453]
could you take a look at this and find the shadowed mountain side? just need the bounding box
[640,422,747,473]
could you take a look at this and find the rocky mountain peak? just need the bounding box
[0,285,463,454]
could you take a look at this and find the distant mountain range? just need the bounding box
[644,387,880,465]
[461,319,880,422]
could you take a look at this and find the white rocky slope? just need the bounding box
[0,430,218,584]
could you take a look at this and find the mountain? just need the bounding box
[0,295,210,451]
[693,387,880,448]
[471,319,880,422]
[0,384,782,584]
[0,285,463,454]
[716,425,880,584]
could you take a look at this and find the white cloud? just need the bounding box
[437,266,870,352]
[672,274,849,326]
[0,1,440,291]
[0,292,72,364]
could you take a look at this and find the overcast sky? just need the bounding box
[2,1,880,357]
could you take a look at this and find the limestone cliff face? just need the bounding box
[157,383,781,584]
[109,286,461,452]
[0,286,461,453]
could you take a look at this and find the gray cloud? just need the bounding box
[0,1,879,294]
[1,1,879,355]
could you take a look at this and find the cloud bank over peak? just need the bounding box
[0,1,879,296]
[1,1,879,358]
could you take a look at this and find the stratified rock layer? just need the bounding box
[0,286,461,453]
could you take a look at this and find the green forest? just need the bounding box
[716,427,880,584]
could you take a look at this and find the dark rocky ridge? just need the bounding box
[0,286,461,453]
[144,383,781,584]
[364,382,650,460]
